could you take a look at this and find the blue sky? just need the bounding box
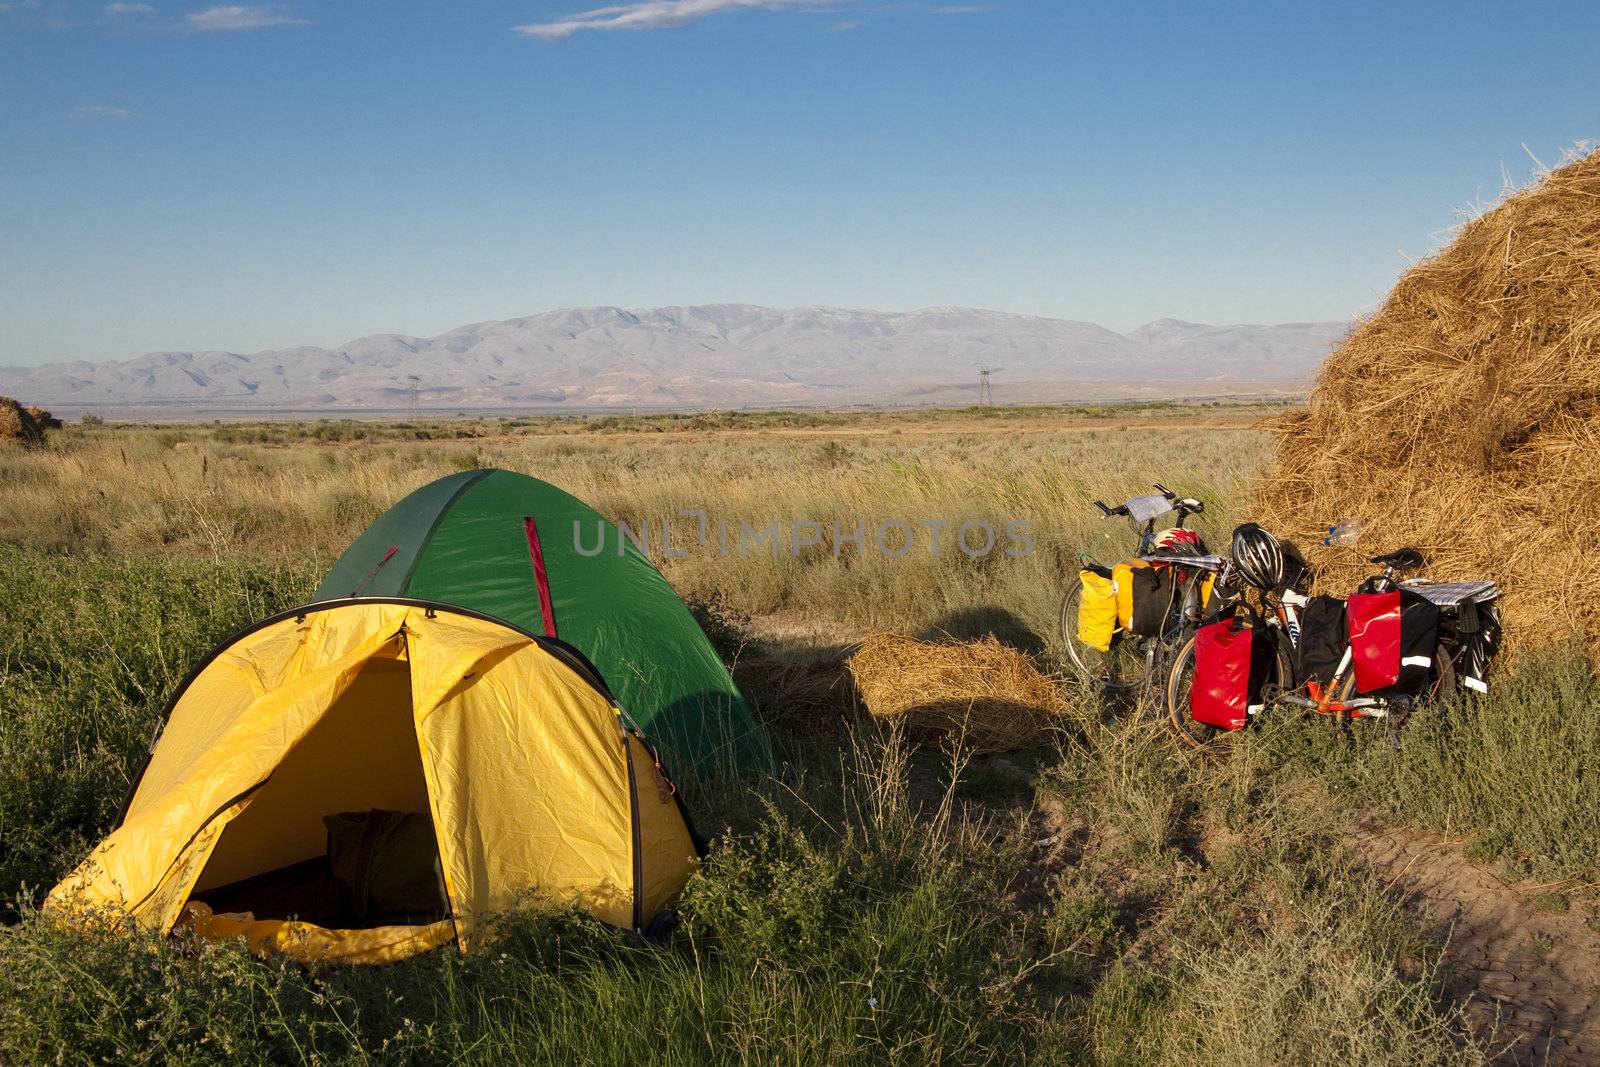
[2,0,1598,365]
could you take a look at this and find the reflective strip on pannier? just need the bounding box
[1346,590,1441,694]
[1191,618,1272,731]
[1076,567,1120,653]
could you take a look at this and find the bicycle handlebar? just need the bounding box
[1093,485,1203,522]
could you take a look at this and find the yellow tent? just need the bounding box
[46,599,700,965]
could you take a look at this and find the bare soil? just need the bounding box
[1353,819,1600,1065]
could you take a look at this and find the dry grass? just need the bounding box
[0,410,1269,646]
[1255,147,1600,660]
[847,633,1069,752]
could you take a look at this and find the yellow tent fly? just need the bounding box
[46,599,700,965]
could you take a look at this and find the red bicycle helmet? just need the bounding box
[1154,527,1207,555]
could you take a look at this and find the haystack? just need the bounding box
[1254,148,1600,660]
[847,634,1067,753]
[0,396,49,448]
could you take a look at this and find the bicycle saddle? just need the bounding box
[1369,548,1425,569]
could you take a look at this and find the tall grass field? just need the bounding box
[2,407,1595,1064]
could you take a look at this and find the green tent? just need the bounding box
[315,469,767,778]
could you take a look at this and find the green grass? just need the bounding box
[2,414,1591,1064]
[0,546,1519,1064]
[1,734,1056,1064]
[0,546,317,912]
[1261,649,1600,882]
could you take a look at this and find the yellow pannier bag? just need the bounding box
[1112,559,1152,631]
[1076,567,1120,652]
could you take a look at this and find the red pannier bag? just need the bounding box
[1191,617,1273,730]
[1345,589,1441,694]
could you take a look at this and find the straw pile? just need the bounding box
[847,633,1067,753]
[1254,148,1600,660]
[0,396,51,447]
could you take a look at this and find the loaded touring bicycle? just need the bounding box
[1060,485,1227,708]
[1165,524,1502,751]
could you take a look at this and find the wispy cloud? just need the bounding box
[184,4,306,30]
[514,0,832,41]
[70,104,134,119]
[105,2,156,13]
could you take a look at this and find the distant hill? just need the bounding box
[0,305,1349,411]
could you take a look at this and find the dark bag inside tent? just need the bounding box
[325,810,449,926]
[193,809,448,929]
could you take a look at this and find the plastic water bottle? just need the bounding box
[1324,518,1366,546]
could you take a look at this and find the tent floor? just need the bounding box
[192,855,449,930]
[192,857,339,926]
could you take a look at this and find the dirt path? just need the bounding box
[1352,820,1600,1065]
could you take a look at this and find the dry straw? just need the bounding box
[0,397,52,448]
[1254,147,1600,660]
[847,633,1068,753]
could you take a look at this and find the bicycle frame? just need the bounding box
[1266,594,1392,719]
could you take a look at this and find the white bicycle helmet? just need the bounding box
[1231,522,1287,590]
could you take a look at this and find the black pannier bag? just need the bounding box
[1191,616,1275,730]
[1346,589,1441,695]
[324,810,449,927]
[1412,580,1502,694]
[1128,564,1177,638]
[1457,599,1502,694]
[1295,595,1347,687]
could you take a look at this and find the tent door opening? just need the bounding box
[186,650,449,929]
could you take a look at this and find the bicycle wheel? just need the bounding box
[1164,632,1290,751]
[1059,582,1143,692]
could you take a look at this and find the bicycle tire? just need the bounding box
[1164,631,1291,752]
[1058,582,1143,692]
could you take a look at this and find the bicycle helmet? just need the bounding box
[1231,522,1287,590]
[1153,527,1207,556]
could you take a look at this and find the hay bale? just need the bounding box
[847,633,1067,753]
[1254,148,1600,660]
[25,405,61,430]
[0,396,47,448]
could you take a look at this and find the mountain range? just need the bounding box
[0,305,1349,412]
